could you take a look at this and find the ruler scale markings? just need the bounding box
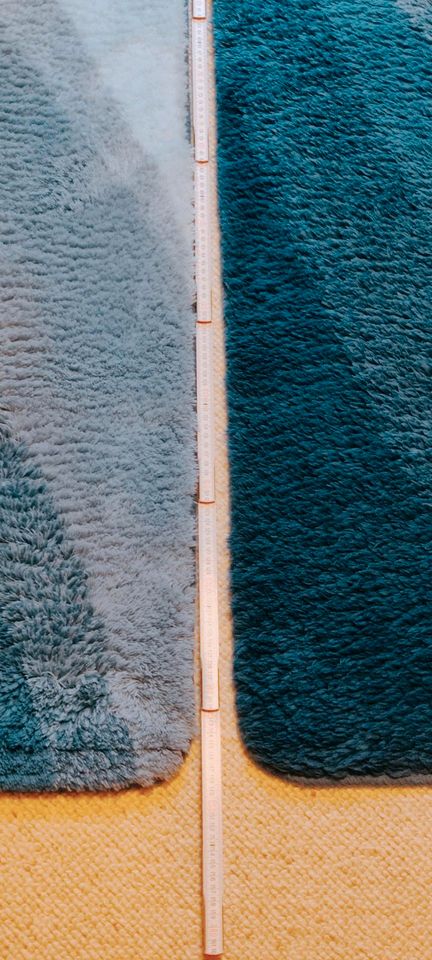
[193,0,207,18]
[198,503,219,711]
[197,324,215,504]
[192,20,209,162]
[202,711,223,958]
[195,163,212,323]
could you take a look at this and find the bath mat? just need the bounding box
[0,0,195,791]
[214,0,432,779]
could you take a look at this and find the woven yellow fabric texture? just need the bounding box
[1,16,431,959]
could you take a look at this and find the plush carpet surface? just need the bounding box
[0,0,195,791]
[2,62,432,957]
[213,0,432,778]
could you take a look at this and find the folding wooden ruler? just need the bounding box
[192,1,223,955]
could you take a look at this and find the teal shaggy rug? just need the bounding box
[0,0,195,791]
[214,0,432,779]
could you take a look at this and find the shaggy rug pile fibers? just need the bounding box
[0,0,195,790]
[214,0,432,778]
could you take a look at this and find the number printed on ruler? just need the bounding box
[195,162,212,323]
[192,19,209,162]
[197,323,215,503]
[201,711,223,957]
[199,503,219,711]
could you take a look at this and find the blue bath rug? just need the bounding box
[214,0,432,779]
[0,0,195,791]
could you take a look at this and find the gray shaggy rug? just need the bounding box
[0,0,196,791]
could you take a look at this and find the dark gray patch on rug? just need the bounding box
[0,0,196,790]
